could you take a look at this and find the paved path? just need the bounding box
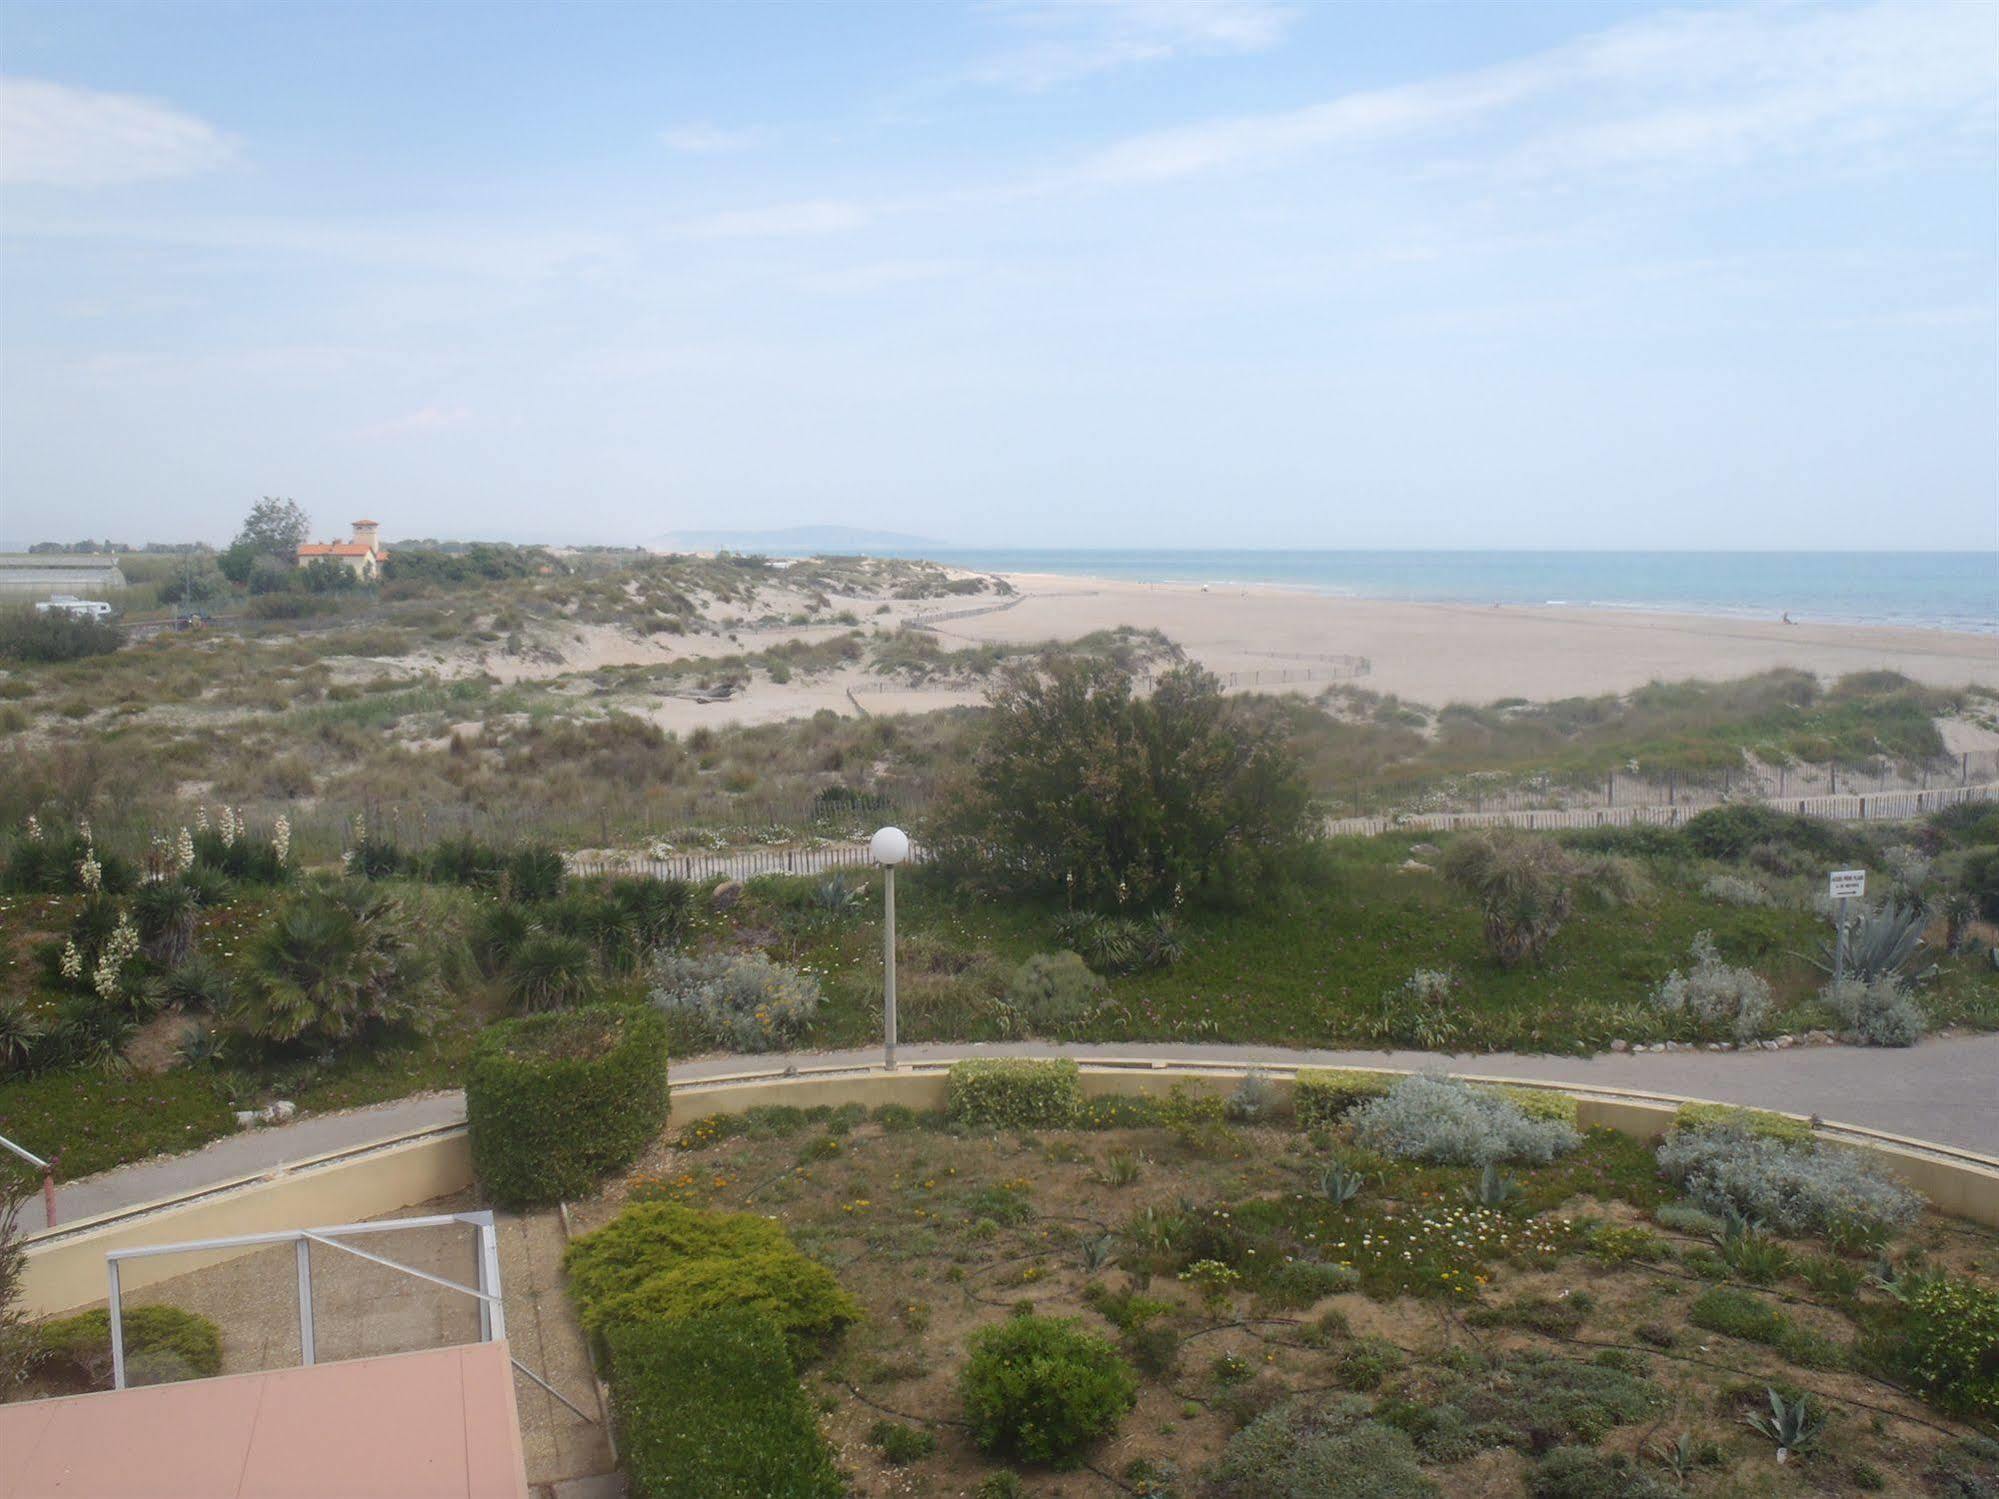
[25,1034,1999,1236]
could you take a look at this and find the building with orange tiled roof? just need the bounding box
[296,519,388,580]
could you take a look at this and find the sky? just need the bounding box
[0,0,1994,551]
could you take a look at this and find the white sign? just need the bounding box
[1828,869,1866,900]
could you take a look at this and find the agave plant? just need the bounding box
[1744,1389,1824,1460]
[1079,1234,1118,1274]
[1464,1162,1523,1209]
[1317,1161,1365,1207]
[1808,903,1936,986]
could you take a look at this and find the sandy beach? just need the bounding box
[942,573,1999,707]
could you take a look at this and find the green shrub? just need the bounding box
[1439,831,1576,967]
[1683,804,1856,862]
[467,1006,668,1207]
[37,1305,221,1390]
[1886,1273,1999,1420]
[607,1311,841,1498]
[868,1418,937,1464]
[1206,1394,1437,1499]
[502,933,599,1013]
[0,608,121,664]
[1292,1068,1396,1126]
[1004,952,1105,1034]
[958,1313,1138,1465]
[565,1201,858,1353]
[505,843,567,902]
[1670,1102,1812,1143]
[948,1059,1082,1128]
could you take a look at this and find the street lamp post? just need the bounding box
[869,827,911,1070]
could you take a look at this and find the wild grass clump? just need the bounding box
[1351,1074,1580,1166]
[1002,951,1105,1036]
[1700,872,1770,908]
[1650,932,1771,1040]
[1380,1348,1661,1460]
[649,950,820,1051]
[1656,1123,1921,1242]
[1439,832,1576,967]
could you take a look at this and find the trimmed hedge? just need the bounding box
[607,1311,842,1498]
[37,1305,222,1390]
[948,1058,1082,1128]
[1485,1084,1579,1125]
[564,1201,859,1353]
[467,1006,668,1208]
[1294,1068,1397,1127]
[1671,1101,1813,1144]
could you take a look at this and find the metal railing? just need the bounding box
[0,1132,57,1228]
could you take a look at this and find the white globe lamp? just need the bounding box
[871,827,910,1068]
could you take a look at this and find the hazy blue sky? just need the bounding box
[1,0,1994,550]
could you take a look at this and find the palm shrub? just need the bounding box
[229,879,438,1047]
[604,876,693,952]
[147,954,233,1013]
[191,828,287,886]
[0,999,47,1072]
[469,902,534,979]
[467,1006,669,1208]
[505,843,566,902]
[958,1314,1138,1465]
[1439,832,1576,967]
[503,933,598,1012]
[929,657,1310,909]
[3,831,132,894]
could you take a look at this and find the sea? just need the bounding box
[878,550,1998,636]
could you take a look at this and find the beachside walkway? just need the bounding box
[24,1033,1999,1237]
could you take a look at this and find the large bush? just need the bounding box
[1351,1074,1579,1166]
[958,1313,1138,1465]
[467,1006,669,1207]
[564,1201,858,1353]
[0,608,121,664]
[36,1305,221,1390]
[606,1311,842,1499]
[1003,952,1105,1035]
[1682,804,1856,862]
[1205,1394,1437,1499]
[948,1058,1082,1128]
[1822,975,1926,1047]
[230,879,437,1047]
[1656,1123,1921,1240]
[931,658,1309,908]
[650,951,820,1051]
[1439,832,1576,967]
[1650,932,1771,1040]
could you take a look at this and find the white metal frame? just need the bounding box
[103,1211,502,1391]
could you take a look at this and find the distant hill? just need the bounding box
[653,525,944,554]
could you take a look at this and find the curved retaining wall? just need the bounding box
[21,1059,1999,1316]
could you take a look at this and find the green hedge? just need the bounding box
[564,1201,859,1354]
[948,1058,1082,1128]
[466,1006,669,1208]
[1484,1085,1579,1125]
[1671,1101,1813,1144]
[607,1311,842,1498]
[37,1306,222,1390]
[1294,1068,1398,1127]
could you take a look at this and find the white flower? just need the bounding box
[60,938,82,980]
[177,827,195,870]
[78,854,102,892]
[272,814,291,864]
[78,818,92,844]
[195,806,210,833]
[24,815,41,843]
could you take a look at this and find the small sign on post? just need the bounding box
[1828,869,1866,982]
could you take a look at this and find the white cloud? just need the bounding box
[1062,0,1996,186]
[978,0,1296,88]
[676,200,871,239]
[659,122,761,154]
[0,76,236,186]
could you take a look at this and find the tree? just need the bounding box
[932,658,1309,909]
[0,1180,35,1397]
[233,497,310,558]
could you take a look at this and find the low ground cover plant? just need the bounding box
[467,1006,669,1207]
[1656,1122,1921,1242]
[1206,1394,1436,1499]
[1350,1074,1580,1166]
